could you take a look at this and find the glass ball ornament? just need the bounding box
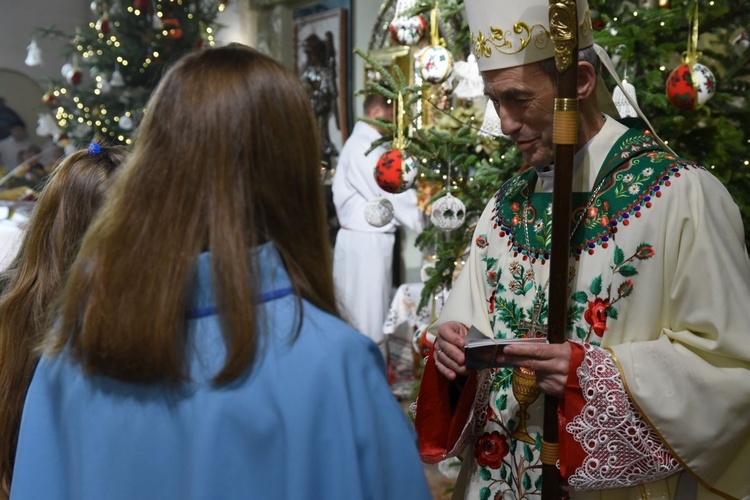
[374,148,418,194]
[416,45,453,84]
[389,15,427,46]
[118,115,134,131]
[364,197,395,228]
[732,32,749,57]
[430,193,466,231]
[666,62,716,110]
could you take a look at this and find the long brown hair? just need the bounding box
[0,145,126,495]
[49,45,337,387]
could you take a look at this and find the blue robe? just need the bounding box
[11,244,431,500]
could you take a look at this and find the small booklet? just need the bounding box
[463,325,548,371]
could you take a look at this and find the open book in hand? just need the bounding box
[463,325,548,371]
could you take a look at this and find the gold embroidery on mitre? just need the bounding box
[471,7,593,60]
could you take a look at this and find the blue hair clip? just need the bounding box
[87,142,102,156]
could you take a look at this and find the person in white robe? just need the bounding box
[333,94,424,356]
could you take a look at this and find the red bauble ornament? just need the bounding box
[374,149,419,194]
[666,63,716,110]
[41,91,57,105]
[162,18,183,39]
[96,16,110,35]
[67,69,83,85]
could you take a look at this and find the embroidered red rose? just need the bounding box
[476,235,489,248]
[474,431,509,469]
[600,215,610,227]
[512,215,520,226]
[584,297,610,336]
[510,202,521,212]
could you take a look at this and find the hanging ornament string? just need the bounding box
[393,91,409,150]
[683,1,701,69]
[429,3,440,46]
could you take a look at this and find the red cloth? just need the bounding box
[558,341,587,482]
[415,341,586,476]
[414,350,477,464]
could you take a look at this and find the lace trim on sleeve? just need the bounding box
[565,343,681,490]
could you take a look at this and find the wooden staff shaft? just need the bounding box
[543,0,580,498]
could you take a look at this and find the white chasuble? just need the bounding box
[431,117,750,499]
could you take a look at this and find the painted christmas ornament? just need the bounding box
[389,15,427,46]
[416,45,453,84]
[666,63,716,110]
[430,193,466,230]
[364,197,394,227]
[732,32,749,57]
[374,149,418,194]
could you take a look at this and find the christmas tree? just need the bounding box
[362,0,750,309]
[29,0,225,148]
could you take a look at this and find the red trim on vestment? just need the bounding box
[414,349,478,464]
[558,341,587,483]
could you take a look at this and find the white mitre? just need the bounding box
[464,0,594,71]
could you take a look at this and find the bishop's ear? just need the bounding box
[576,61,598,100]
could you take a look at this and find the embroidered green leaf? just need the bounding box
[614,246,624,266]
[496,297,525,333]
[496,394,508,411]
[607,306,619,319]
[482,256,498,271]
[479,486,491,500]
[500,464,508,480]
[568,305,584,325]
[523,472,533,490]
[576,326,588,340]
[535,475,543,491]
[509,438,517,455]
[535,433,542,450]
[523,443,534,462]
[618,264,638,277]
[523,281,533,294]
[480,467,492,481]
[590,275,602,296]
[571,291,588,304]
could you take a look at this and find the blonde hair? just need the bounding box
[0,145,127,495]
[50,45,337,386]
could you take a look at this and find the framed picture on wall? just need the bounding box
[293,8,348,168]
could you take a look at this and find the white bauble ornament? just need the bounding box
[479,97,503,138]
[36,114,60,137]
[364,198,394,227]
[416,45,453,84]
[612,78,638,118]
[118,115,133,130]
[97,77,112,94]
[25,39,43,67]
[61,63,73,79]
[451,54,483,99]
[110,67,125,87]
[430,193,465,230]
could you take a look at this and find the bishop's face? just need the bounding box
[483,63,556,168]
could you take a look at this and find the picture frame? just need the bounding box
[294,8,348,167]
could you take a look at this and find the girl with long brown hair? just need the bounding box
[10,45,430,500]
[0,144,126,496]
